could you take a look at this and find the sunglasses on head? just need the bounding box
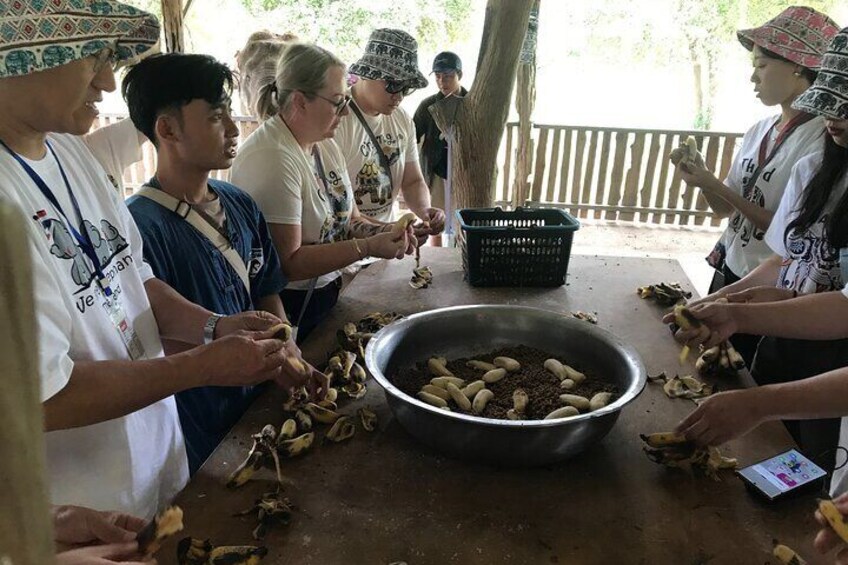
[384,80,416,96]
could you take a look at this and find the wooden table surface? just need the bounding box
[160,247,823,565]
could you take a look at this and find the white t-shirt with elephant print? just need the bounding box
[335,104,419,223]
[231,115,353,290]
[765,151,848,294]
[720,114,826,278]
[0,133,187,519]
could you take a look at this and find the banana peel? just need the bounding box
[138,506,184,557]
[636,282,692,306]
[235,489,293,541]
[641,433,736,480]
[772,539,807,565]
[177,537,269,565]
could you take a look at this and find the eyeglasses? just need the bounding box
[313,93,352,115]
[91,48,119,74]
[384,80,416,97]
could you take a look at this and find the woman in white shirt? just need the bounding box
[675,7,839,365]
[669,25,848,474]
[231,42,412,342]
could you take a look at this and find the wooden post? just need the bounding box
[0,202,53,565]
[511,0,540,208]
[161,0,185,53]
[431,0,536,215]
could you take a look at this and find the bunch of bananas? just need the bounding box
[235,489,293,541]
[636,282,692,306]
[226,422,314,490]
[640,432,737,480]
[324,312,404,400]
[695,341,746,376]
[177,537,268,565]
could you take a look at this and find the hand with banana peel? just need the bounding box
[815,493,848,563]
[53,505,152,564]
[674,388,768,446]
[663,286,797,348]
[200,316,327,400]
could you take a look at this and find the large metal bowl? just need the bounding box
[365,305,647,466]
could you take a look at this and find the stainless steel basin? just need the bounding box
[364,305,647,466]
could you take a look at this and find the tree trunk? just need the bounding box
[0,202,53,565]
[161,0,185,53]
[687,40,706,129]
[511,0,540,209]
[431,0,536,214]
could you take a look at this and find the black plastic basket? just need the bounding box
[456,207,580,287]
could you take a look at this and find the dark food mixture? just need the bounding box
[390,345,618,420]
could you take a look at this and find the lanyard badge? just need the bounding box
[0,139,146,360]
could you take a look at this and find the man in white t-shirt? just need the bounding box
[336,28,446,239]
[0,1,298,520]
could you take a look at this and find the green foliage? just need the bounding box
[236,0,473,63]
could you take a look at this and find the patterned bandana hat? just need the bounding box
[737,6,840,71]
[0,0,160,79]
[348,28,428,89]
[793,28,848,120]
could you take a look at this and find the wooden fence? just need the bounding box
[97,115,741,227]
[498,123,742,227]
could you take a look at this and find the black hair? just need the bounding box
[786,135,848,248]
[121,53,234,145]
[758,46,818,84]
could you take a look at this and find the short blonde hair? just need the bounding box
[254,42,345,121]
[236,31,298,117]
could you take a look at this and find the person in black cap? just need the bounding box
[413,51,468,218]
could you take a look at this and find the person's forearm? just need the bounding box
[145,278,212,345]
[43,351,209,430]
[700,178,735,217]
[712,181,774,232]
[752,366,848,422]
[283,240,363,281]
[256,295,289,323]
[349,216,389,238]
[733,291,848,339]
[402,178,431,218]
[714,254,782,297]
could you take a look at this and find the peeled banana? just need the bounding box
[818,498,848,544]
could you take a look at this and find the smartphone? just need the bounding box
[737,449,827,501]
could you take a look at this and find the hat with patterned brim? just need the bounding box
[348,28,427,89]
[0,0,160,79]
[737,6,839,71]
[792,27,848,120]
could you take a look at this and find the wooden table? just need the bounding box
[161,247,820,565]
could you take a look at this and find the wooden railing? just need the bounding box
[98,115,740,227]
[497,123,742,227]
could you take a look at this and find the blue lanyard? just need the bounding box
[0,139,112,295]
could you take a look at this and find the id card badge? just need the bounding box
[101,286,146,360]
[841,247,848,285]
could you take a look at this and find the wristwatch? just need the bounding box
[203,313,225,344]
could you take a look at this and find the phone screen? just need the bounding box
[738,449,827,499]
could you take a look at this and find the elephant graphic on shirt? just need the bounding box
[355,160,391,206]
[48,220,93,288]
[83,220,114,267]
[100,219,128,255]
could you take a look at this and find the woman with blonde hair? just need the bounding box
[235,31,298,117]
[231,42,412,342]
